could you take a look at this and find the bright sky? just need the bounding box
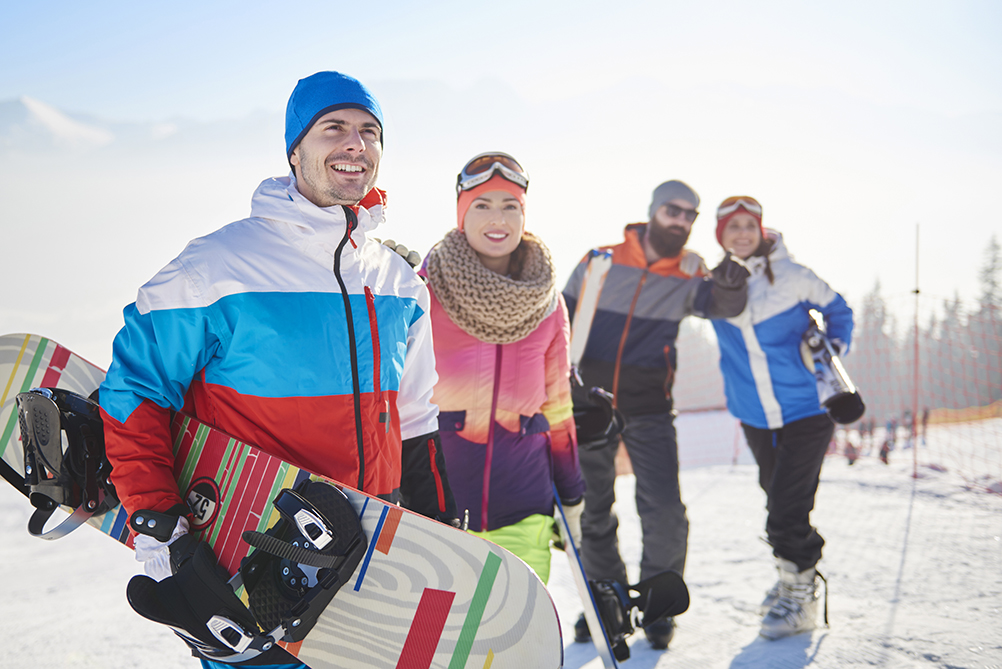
[2,0,1001,364]
[5,1,1001,120]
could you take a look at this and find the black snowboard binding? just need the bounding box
[590,571,690,661]
[239,479,368,641]
[127,479,367,663]
[15,387,118,540]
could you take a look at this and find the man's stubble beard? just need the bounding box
[646,222,690,259]
[299,151,379,207]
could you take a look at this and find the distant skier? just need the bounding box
[708,196,854,640]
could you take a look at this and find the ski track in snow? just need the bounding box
[2,412,1000,669]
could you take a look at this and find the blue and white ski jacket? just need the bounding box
[711,230,853,430]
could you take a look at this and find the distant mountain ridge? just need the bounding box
[0,96,118,150]
[0,97,282,156]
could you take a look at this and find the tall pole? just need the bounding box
[912,223,920,479]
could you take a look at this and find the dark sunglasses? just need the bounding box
[663,203,699,223]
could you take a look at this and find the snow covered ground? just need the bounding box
[1,411,1000,668]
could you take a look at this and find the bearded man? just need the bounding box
[562,179,749,650]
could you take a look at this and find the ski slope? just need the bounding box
[1,411,999,668]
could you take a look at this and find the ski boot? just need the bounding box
[644,616,675,650]
[760,558,826,640]
[758,579,781,615]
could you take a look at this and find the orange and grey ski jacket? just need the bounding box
[562,223,748,416]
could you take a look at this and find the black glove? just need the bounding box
[400,431,459,525]
[711,252,751,290]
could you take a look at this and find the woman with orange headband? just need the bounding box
[420,153,585,583]
[710,196,855,640]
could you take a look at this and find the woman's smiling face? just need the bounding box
[462,190,525,274]
[720,212,763,259]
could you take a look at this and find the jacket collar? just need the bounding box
[249,174,387,266]
[615,223,689,277]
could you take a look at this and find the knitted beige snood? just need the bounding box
[426,229,558,344]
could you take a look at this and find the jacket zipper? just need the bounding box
[427,437,446,514]
[663,344,674,399]
[364,286,389,433]
[335,206,366,490]
[612,270,648,407]
[482,344,503,531]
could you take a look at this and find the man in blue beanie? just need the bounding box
[99,71,457,668]
[285,70,385,206]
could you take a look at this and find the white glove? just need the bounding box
[374,237,422,268]
[557,498,585,548]
[679,250,708,277]
[133,516,189,582]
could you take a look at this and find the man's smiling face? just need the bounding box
[290,107,382,207]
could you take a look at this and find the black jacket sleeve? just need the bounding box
[399,431,459,524]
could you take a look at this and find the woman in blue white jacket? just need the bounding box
[710,196,853,641]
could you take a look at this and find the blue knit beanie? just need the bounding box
[285,71,384,158]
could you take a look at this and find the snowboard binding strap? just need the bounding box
[127,534,277,664]
[15,388,118,540]
[127,479,367,662]
[239,480,367,642]
[590,570,691,661]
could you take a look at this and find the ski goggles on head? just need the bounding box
[717,196,762,220]
[457,152,529,194]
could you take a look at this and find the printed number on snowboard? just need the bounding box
[185,477,221,530]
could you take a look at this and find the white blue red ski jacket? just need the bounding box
[711,230,854,430]
[99,176,448,519]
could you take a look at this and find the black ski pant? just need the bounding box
[742,412,834,572]
[579,411,688,585]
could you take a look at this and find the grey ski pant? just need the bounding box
[578,411,688,584]
[742,412,834,572]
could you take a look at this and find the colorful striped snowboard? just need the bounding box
[1,334,564,668]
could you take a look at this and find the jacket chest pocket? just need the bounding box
[439,411,466,432]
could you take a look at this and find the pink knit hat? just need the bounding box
[456,174,526,231]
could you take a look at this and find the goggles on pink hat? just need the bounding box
[716,196,762,219]
[456,152,529,195]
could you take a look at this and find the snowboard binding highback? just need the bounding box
[127,478,367,663]
[590,571,690,661]
[15,387,119,540]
